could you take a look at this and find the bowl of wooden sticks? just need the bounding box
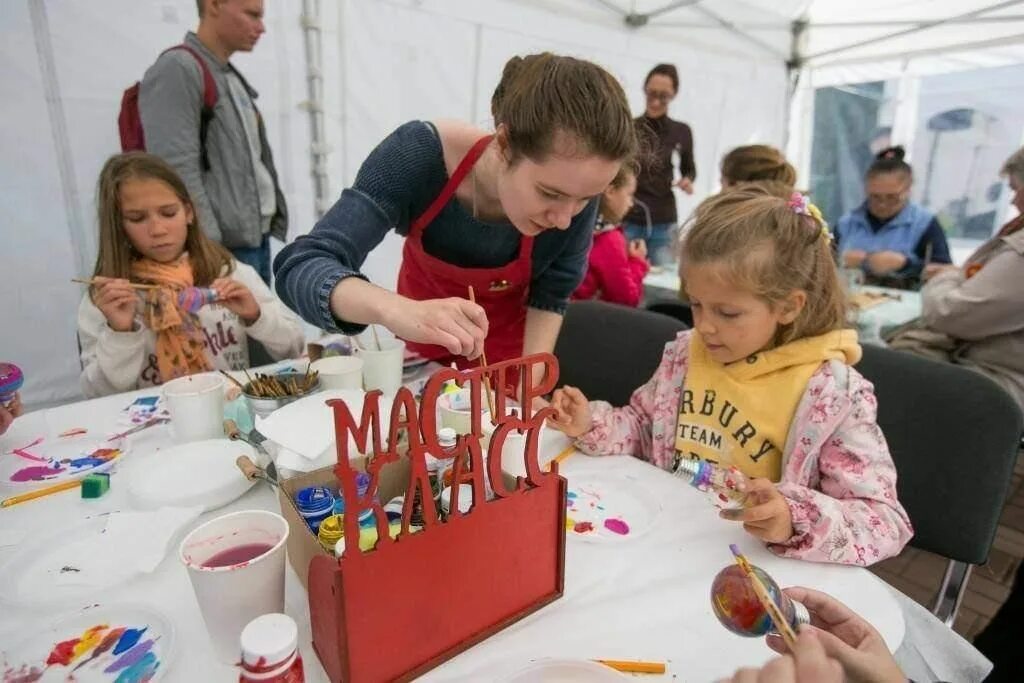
[242,368,321,419]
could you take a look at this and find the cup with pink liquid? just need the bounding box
[178,510,290,662]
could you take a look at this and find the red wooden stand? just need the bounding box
[303,354,566,682]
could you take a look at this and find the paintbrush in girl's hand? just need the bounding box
[72,278,158,290]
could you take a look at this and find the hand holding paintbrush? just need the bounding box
[467,286,497,419]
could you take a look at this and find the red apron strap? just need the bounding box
[410,135,494,235]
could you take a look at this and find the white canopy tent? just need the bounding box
[3,0,1022,408]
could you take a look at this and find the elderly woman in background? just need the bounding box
[890,147,1024,414]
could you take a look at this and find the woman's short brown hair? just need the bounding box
[720,145,797,187]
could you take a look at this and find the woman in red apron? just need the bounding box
[275,53,638,386]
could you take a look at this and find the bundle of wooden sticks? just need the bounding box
[243,369,319,398]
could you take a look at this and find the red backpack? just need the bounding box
[118,45,218,170]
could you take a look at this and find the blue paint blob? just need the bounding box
[111,627,147,656]
[113,651,159,683]
[67,456,106,469]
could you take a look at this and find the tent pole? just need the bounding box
[301,0,330,219]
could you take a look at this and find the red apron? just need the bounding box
[396,135,534,374]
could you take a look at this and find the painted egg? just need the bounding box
[710,564,795,637]
[0,362,24,398]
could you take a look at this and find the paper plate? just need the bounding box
[501,659,626,682]
[0,516,135,607]
[0,434,125,488]
[563,472,662,543]
[256,389,392,461]
[1,603,175,682]
[127,439,256,512]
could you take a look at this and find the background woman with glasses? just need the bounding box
[623,63,696,267]
[834,146,951,288]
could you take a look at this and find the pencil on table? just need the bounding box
[1,479,81,508]
[595,659,666,674]
[544,444,576,472]
[466,286,497,419]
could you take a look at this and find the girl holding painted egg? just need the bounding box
[549,188,913,566]
[78,153,305,397]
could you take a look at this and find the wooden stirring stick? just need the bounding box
[72,278,158,290]
[467,286,497,419]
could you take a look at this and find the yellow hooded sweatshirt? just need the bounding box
[674,329,861,482]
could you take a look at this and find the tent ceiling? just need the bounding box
[532,0,1024,71]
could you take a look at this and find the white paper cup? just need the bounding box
[311,356,364,390]
[481,407,539,479]
[441,484,475,515]
[356,338,405,394]
[438,386,491,435]
[163,373,225,443]
[179,509,290,663]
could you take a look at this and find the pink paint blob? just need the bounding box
[201,542,274,568]
[573,521,595,534]
[603,518,630,535]
[10,465,66,482]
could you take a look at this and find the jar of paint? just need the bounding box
[334,471,375,516]
[0,362,24,408]
[383,496,405,523]
[709,563,809,637]
[239,613,305,682]
[294,486,334,533]
[317,514,345,553]
[334,522,404,556]
[440,484,474,518]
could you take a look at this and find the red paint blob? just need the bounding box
[572,521,594,534]
[202,543,274,568]
[45,637,79,666]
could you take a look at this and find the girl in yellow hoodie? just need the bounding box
[550,188,912,565]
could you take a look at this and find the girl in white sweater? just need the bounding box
[78,153,305,397]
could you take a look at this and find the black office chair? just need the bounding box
[553,300,687,406]
[857,344,1023,625]
[646,301,693,328]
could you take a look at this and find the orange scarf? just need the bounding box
[130,255,212,383]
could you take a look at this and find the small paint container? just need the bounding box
[440,484,475,517]
[334,471,375,516]
[317,514,345,552]
[383,496,405,523]
[295,486,335,533]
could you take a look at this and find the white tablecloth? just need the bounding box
[0,387,991,682]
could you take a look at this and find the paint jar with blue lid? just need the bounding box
[383,496,405,523]
[334,471,376,516]
[294,486,335,533]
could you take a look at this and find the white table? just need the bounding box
[853,285,923,342]
[0,387,991,682]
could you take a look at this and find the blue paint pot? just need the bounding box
[295,486,335,532]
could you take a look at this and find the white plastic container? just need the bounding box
[178,510,289,662]
[162,373,225,443]
[355,338,405,394]
[310,356,364,390]
[239,613,304,682]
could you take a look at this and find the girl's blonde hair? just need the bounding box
[682,187,846,346]
[93,152,233,286]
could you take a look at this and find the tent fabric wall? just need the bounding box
[4,0,1021,409]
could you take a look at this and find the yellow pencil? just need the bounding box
[1,479,81,508]
[545,444,576,472]
[595,659,666,674]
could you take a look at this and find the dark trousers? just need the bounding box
[230,234,271,285]
[973,560,1024,681]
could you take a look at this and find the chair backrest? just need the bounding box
[857,345,1023,565]
[646,301,693,328]
[554,300,687,406]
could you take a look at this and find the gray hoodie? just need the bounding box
[914,217,1024,413]
[139,32,287,249]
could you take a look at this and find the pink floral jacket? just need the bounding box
[575,332,914,566]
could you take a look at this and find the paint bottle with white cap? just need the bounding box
[238,613,305,682]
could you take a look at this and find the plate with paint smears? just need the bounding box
[0,603,175,682]
[500,659,627,681]
[0,434,125,489]
[563,472,662,543]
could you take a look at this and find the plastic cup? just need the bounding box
[311,356,364,390]
[356,338,405,394]
[178,510,289,662]
[438,386,490,435]
[163,373,225,443]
